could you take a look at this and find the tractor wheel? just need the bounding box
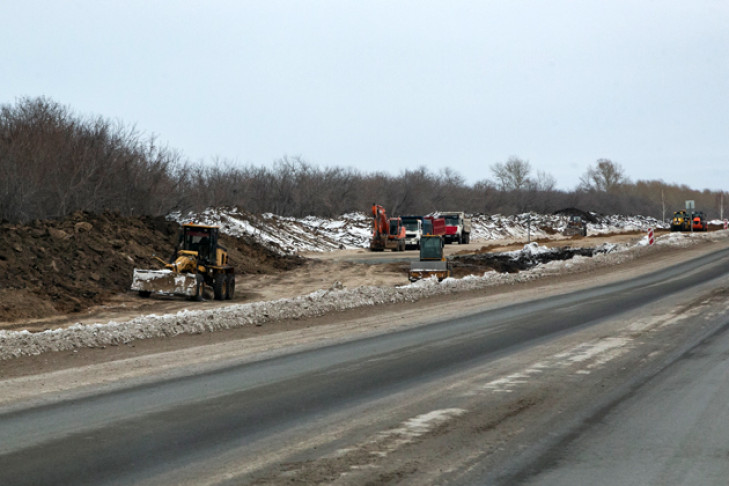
[225,273,235,300]
[138,291,151,298]
[213,274,227,300]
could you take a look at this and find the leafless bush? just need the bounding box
[0,97,181,222]
[2,98,725,223]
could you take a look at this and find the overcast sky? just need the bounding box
[3,1,728,191]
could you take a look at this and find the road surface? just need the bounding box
[1,244,728,485]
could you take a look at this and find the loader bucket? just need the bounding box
[409,260,450,282]
[131,269,200,297]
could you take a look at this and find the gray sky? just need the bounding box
[3,1,728,191]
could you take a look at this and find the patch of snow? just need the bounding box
[335,408,466,478]
[169,207,372,255]
[553,337,632,367]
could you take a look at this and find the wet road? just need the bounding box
[1,246,728,485]
[517,320,729,486]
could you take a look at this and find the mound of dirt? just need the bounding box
[553,207,599,224]
[0,211,303,322]
[450,246,610,277]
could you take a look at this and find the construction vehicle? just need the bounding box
[423,216,446,238]
[692,211,708,232]
[409,234,451,282]
[670,210,691,232]
[131,223,235,300]
[563,215,588,237]
[401,215,423,250]
[437,211,472,244]
[370,204,407,251]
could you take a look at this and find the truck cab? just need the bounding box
[401,216,423,250]
[437,211,472,244]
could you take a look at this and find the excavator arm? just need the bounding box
[372,204,390,237]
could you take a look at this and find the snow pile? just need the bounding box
[169,207,371,254]
[511,241,552,257]
[588,214,667,234]
[3,229,726,360]
[172,208,670,256]
[637,230,713,248]
[470,213,666,241]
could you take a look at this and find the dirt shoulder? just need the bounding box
[2,233,727,388]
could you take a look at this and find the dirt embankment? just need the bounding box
[0,212,302,323]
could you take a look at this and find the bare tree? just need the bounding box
[534,170,556,192]
[491,156,532,191]
[579,159,629,192]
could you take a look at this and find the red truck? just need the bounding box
[437,211,472,244]
[422,216,446,240]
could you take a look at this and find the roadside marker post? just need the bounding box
[724,219,728,230]
[647,228,655,246]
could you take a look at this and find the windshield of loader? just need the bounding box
[419,236,443,260]
[183,227,213,259]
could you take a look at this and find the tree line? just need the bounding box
[1,97,726,223]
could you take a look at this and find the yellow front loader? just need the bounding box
[131,223,235,300]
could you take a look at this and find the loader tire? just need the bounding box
[213,274,227,300]
[225,274,235,300]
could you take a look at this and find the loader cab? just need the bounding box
[419,235,444,261]
[180,224,219,263]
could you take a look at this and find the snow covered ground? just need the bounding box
[2,226,726,360]
[170,208,674,255]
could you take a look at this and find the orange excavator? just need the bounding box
[370,204,407,251]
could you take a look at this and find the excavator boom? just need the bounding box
[369,204,406,251]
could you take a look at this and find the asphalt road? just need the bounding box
[2,247,729,485]
[518,320,729,486]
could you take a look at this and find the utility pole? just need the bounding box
[721,192,724,221]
